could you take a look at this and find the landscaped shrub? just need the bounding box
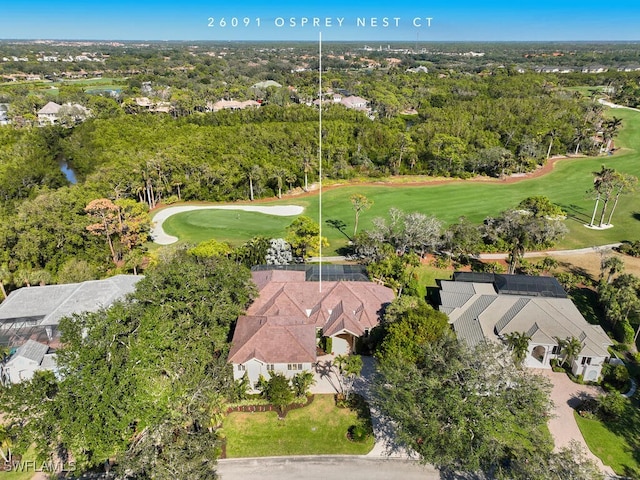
[163,195,180,205]
[618,240,640,257]
[598,392,627,420]
[348,424,369,442]
[614,319,635,344]
[324,336,332,354]
[601,363,630,393]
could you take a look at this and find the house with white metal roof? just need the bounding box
[0,275,142,383]
[439,272,613,381]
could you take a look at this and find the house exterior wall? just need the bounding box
[332,336,350,355]
[523,342,557,369]
[524,344,607,381]
[38,113,57,125]
[572,356,607,382]
[3,357,39,383]
[232,359,313,392]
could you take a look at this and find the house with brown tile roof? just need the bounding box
[228,269,394,389]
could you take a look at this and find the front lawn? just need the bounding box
[575,407,640,477]
[222,394,374,457]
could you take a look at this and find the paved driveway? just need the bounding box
[539,369,615,476]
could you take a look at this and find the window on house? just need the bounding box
[287,363,303,371]
[237,364,245,371]
[552,345,560,355]
[581,357,591,365]
[267,364,275,371]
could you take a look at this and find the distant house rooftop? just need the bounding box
[0,275,142,347]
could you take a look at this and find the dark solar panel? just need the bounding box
[252,264,369,282]
[451,271,567,298]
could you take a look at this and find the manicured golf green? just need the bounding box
[157,106,640,254]
[162,209,295,246]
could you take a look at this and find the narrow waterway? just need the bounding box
[59,160,77,184]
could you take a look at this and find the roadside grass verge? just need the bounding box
[222,394,374,458]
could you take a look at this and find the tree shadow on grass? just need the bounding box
[558,203,591,225]
[633,212,640,222]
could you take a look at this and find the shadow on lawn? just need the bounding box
[559,203,591,225]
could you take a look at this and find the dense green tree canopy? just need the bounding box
[0,249,256,477]
[374,335,554,476]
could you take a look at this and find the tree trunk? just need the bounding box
[589,195,600,227]
[575,142,580,155]
[304,172,308,192]
[249,176,254,201]
[353,212,360,237]
[606,191,621,225]
[598,197,610,227]
[0,282,6,300]
[546,137,554,159]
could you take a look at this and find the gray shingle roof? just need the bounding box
[451,295,496,347]
[0,275,142,328]
[14,339,49,363]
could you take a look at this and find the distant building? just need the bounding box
[0,104,10,126]
[251,80,282,89]
[207,99,260,112]
[37,101,91,126]
[406,65,429,73]
[340,95,369,111]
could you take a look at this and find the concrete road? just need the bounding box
[217,456,452,480]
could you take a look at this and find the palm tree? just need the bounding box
[271,168,287,199]
[504,331,531,368]
[606,173,638,226]
[588,165,616,227]
[556,336,583,368]
[350,194,373,237]
[602,116,622,153]
[291,371,316,397]
[601,255,625,284]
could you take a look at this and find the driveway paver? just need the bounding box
[539,369,615,476]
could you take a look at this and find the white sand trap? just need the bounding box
[151,204,305,245]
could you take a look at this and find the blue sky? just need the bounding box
[2,1,640,41]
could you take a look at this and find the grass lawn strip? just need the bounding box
[223,394,374,458]
[574,411,639,476]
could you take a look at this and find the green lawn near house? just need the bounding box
[222,395,374,458]
[156,106,640,254]
[574,408,640,477]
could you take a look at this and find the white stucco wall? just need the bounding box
[232,359,313,391]
[4,357,39,383]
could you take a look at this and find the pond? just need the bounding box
[59,161,78,184]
